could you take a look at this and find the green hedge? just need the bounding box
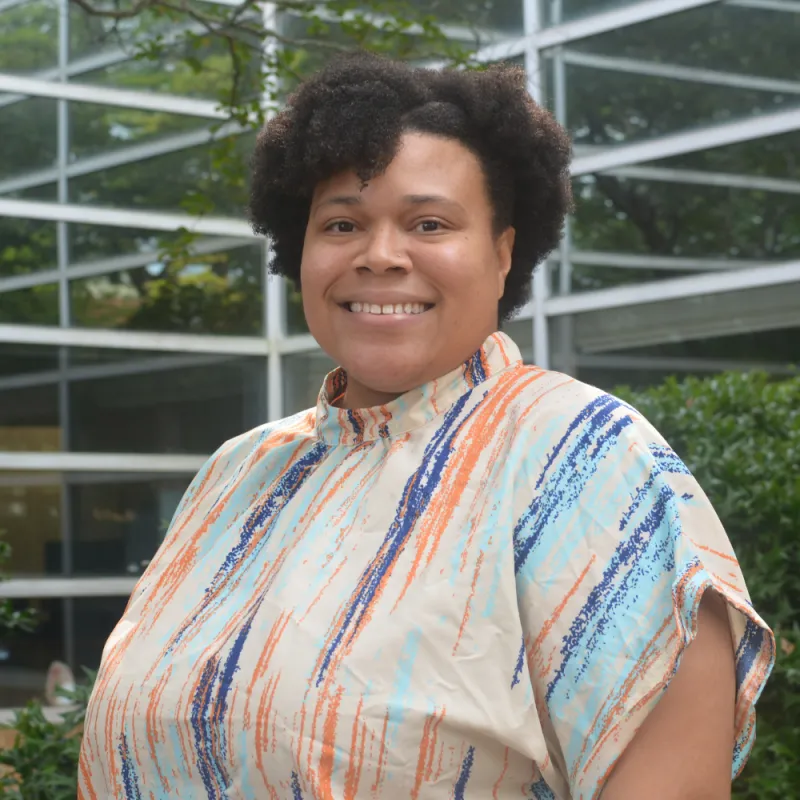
[617,371,800,799]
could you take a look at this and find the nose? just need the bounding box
[358,223,412,274]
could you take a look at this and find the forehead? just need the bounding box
[311,132,487,206]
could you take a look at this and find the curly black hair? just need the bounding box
[249,51,573,320]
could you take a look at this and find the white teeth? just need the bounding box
[346,302,431,315]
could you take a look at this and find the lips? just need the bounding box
[344,302,434,315]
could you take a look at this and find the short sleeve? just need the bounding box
[513,393,775,800]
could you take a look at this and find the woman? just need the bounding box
[79,53,774,800]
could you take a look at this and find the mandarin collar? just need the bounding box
[314,332,522,446]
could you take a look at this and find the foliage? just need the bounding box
[0,539,37,637]
[617,371,800,799]
[0,671,96,800]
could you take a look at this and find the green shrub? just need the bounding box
[0,672,94,800]
[617,371,800,799]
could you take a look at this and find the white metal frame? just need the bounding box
[571,106,800,175]
[0,451,206,473]
[546,259,800,316]
[0,236,255,293]
[0,197,254,236]
[0,72,228,117]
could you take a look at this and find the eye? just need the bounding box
[326,221,356,233]
[416,219,443,233]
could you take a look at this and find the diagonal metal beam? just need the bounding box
[560,49,800,95]
[0,120,246,196]
[545,259,800,316]
[0,321,269,354]
[0,235,255,294]
[533,0,721,49]
[605,164,800,194]
[0,197,254,236]
[0,72,227,118]
[571,107,800,175]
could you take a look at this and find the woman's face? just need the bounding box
[301,132,515,409]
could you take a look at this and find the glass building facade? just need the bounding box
[0,0,798,706]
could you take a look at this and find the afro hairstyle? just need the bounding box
[248,51,573,320]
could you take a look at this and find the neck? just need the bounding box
[337,377,402,410]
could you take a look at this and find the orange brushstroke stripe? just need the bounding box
[343,697,366,800]
[530,556,597,678]
[318,685,346,799]
[453,550,485,655]
[425,710,446,781]
[492,746,510,799]
[371,710,390,795]
[411,714,436,799]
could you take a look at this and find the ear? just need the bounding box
[496,226,516,298]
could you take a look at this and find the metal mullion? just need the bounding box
[523,0,550,370]
[605,165,800,194]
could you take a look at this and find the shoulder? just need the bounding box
[189,408,319,495]
[501,364,663,449]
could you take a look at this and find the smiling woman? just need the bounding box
[78,53,774,800]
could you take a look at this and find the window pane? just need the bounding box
[570,3,800,81]
[0,284,59,326]
[571,175,800,264]
[0,472,193,577]
[0,598,63,708]
[69,103,207,161]
[540,0,642,26]
[283,350,336,415]
[68,224,172,265]
[0,97,57,179]
[564,63,799,150]
[68,136,254,216]
[0,596,132,707]
[0,384,60,452]
[0,218,58,279]
[0,0,59,74]
[73,596,129,670]
[68,354,266,453]
[70,477,189,575]
[70,242,265,336]
[0,343,60,378]
[501,317,534,363]
[0,479,61,575]
[647,129,800,180]
[77,39,260,103]
[408,0,523,34]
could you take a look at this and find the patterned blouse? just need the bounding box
[79,332,774,800]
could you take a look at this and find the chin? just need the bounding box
[343,349,431,396]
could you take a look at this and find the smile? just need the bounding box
[344,302,433,315]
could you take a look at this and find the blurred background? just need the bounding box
[0,0,798,737]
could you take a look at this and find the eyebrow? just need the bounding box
[316,193,464,211]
